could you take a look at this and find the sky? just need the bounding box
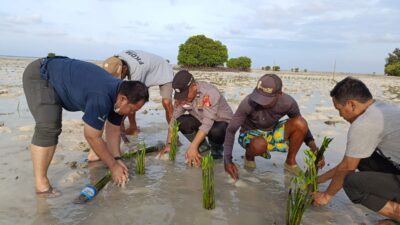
[0,0,399,74]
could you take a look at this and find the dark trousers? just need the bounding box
[23,59,62,147]
[176,115,228,144]
[343,150,400,212]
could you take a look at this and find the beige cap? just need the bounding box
[102,56,123,78]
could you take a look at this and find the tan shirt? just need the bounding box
[172,81,233,134]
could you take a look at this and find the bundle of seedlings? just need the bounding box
[169,121,180,161]
[136,141,146,175]
[285,137,333,225]
[314,137,333,173]
[202,153,215,210]
[74,142,164,204]
[285,149,317,225]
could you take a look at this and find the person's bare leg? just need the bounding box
[246,136,268,161]
[125,112,140,135]
[284,117,308,166]
[162,98,173,124]
[31,144,56,192]
[376,201,400,224]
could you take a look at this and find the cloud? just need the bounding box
[165,22,194,32]
[359,33,400,43]
[4,14,42,25]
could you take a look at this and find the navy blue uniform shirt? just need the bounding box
[40,57,123,130]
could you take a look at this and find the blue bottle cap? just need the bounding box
[80,185,97,200]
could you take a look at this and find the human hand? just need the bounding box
[185,145,202,167]
[156,144,171,158]
[224,163,239,181]
[316,155,326,169]
[110,160,129,186]
[125,126,140,136]
[312,191,332,206]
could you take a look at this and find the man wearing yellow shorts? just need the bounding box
[224,74,324,179]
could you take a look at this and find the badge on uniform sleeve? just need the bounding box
[202,95,211,107]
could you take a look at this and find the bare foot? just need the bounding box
[87,150,100,162]
[125,127,140,136]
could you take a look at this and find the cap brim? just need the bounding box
[174,89,189,100]
[249,89,276,105]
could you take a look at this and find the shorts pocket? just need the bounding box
[35,80,60,105]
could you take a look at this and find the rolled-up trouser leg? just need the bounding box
[207,121,228,159]
[343,171,400,212]
[23,59,62,147]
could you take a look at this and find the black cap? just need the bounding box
[172,70,194,100]
[249,74,282,105]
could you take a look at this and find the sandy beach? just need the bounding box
[1,56,400,225]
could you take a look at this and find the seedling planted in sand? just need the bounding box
[136,141,146,175]
[169,121,180,161]
[202,153,215,210]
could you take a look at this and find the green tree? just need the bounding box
[272,66,280,71]
[385,62,400,76]
[304,69,308,72]
[265,66,271,70]
[294,67,299,72]
[47,52,56,58]
[177,35,228,67]
[227,56,252,71]
[261,66,265,70]
[385,48,400,76]
[385,48,400,67]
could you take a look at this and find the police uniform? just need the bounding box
[171,71,233,159]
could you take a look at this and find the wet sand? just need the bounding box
[1,56,400,225]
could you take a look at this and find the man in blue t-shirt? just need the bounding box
[22,56,149,197]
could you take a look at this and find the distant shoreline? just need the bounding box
[0,55,387,77]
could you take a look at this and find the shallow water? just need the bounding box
[1,57,400,225]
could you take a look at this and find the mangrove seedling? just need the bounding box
[136,141,146,175]
[169,121,180,161]
[286,149,317,225]
[202,153,215,210]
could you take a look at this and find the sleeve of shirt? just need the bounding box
[223,98,252,164]
[82,95,111,130]
[287,98,301,118]
[345,121,382,158]
[198,89,220,134]
[107,109,123,126]
[172,104,185,123]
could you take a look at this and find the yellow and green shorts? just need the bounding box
[238,120,289,159]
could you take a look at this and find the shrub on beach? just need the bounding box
[272,66,280,71]
[385,48,400,76]
[227,56,252,71]
[177,35,228,67]
[385,62,400,77]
